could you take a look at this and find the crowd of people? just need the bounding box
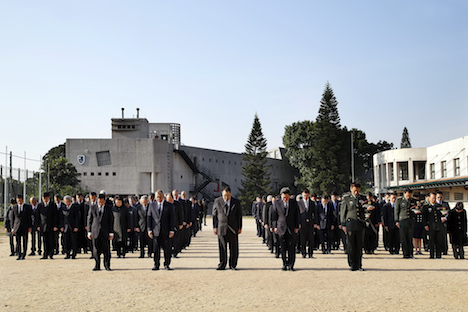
[4,190,207,271]
[252,184,468,271]
[4,182,467,272]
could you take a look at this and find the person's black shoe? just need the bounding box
[16,256,21,260]
[152,266,159,271]
[216,266,225,271]
[64,255,70,259]
[89,256,94,259]
[93,267,101,271]
[49,255,54,259]
[164,265,173,271]
[117,255,121,258]
[275,254,280,258]
[105,267,112,271]
[10,253,15,257]
[29,252,35,256]
[138,255,144,258]
[173,254,179,258]
[40,255,47,260]
[351,268,358,271]
[230,267,238,271]
[289,267,295,271]
[72,256,76,259]
[302,254,306,258]
[282,266,288,271]
[38,250,42,255]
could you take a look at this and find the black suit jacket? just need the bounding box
[60,203,81,232]
[36,201,58,232]
[316,202,335,229]
[88,204,114,239]
[147,201,175,237]
[11,204,33,234]
[173,200,185,227]
[298,198,316,228]
[271,199,300,236]
[382,202,397,230]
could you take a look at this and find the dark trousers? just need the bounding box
[319,228,333,253]
[114,240,126,257]
[387,228,400,254]
[346,229,365,269]
[15,231,28,257]
[218,230,239,269]
[173,229,182,255]
[399,219,414,258]
[428,229,444,258]
[279,231,297,268]
[92,234,111,269]
[31,230,42,253]
[9,235,15,254]
[442,224,448,254]
[153,235,172,268]
[340,228,347,252]
[300,225,314,257]
[79,229,88,253]
[139,231,153,257]
[42,231,55,257]
[364,226,377,252]
[272,232,280,257]
[63,230,79,257]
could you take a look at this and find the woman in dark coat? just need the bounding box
[112,196,130,258]
[447,202,467,259]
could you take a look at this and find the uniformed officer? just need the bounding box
[422,192,446,259]
[340,182,373,271]
[395,188,417,259]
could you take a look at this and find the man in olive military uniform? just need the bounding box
[422,192,446,259]
[340,182,373,271]
[395,188,417,259]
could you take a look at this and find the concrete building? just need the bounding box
[373,135,468,206]
[66,109,297,203]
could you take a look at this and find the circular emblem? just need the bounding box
[77,155,86,165]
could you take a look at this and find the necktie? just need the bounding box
[99,207,103,217]
[158,204,161,215]
[19,205,22,214]
[224,203,228,215]
[284,202,288,215]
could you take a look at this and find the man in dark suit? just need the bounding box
[11,194,32,260]
[60,195,81,259]
[316,195,336,254]
[29,196,42,256]
[212,186,243,270]
[87,194,114,271]
[272,187,300,271]
[168,191,184,258]
[341,182,373,271]
[75,193,88,254]
[136,195,152,258]
[190,196,200,237]
[423,192,446,259]
[148,190,175,270]
[262,195,274,252]
[298,189,316,258]
[4,199,16,256]
[382,192,400,255]
[54,194,65,255]
[180,191,192,249]
[330,192,342,250]
[36,192,58,259]
[436,191,450,255]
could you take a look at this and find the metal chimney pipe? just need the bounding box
[136,108,140,119]
[121,108,125,118]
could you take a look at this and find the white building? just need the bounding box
[66,109,297,202]
[373,136,468,206]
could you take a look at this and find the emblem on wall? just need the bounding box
[77,155,86,165]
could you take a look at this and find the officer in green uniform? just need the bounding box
[422,192,446,259]
[395,188,417,259]
[340,182,374,271]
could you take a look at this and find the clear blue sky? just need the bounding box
[1,1,467,171]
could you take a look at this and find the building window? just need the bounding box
[398,162,408,181]
[389,163,394,181]
[222,160,224,164]
[202,158,205,161]
[430,163,435,179]
[209,159,211,162]
[91,172,95,176]
[112,172,116,176]
[83,172,87,176]
[454,158,460,176]
[455,193,464,201]
[180,175,183,179]
[105,172,109,176]
[228,161,231,164]
[216,160,218,163]
[96,151,112,166]
[441,161,447,178]
[413,161,426,181]
[98,172,102,176]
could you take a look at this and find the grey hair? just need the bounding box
[64,195,73,202]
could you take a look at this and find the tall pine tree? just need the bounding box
[400,127,412,148]
[238,113,271,214]
[311,82,348,194]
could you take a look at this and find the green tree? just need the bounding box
[283,120,316,191]
[238,113,271,214]
[400,127,411,148]
[42,143,82,196]
[311,82,348,194]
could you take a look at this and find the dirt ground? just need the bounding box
[1,217,468,312]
